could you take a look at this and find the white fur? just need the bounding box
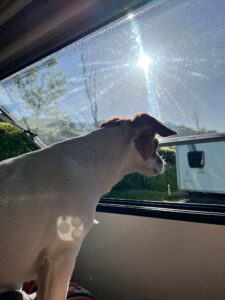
[148,157,165,175]
[0,125,164,299]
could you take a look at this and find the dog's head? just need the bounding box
[101,113,176,176]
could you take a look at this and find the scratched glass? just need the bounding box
[0,0,225,145]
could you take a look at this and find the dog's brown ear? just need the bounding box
[100,116,128,128]
[134,129,158,160]
[131,113,176,137]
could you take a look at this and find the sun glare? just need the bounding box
[127,13,134,20]
[137,54,153,72]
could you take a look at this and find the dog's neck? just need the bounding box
[57,126,133,198]
[88,127,132,196]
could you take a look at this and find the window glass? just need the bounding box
[104,143,225,205]
[1,0,225,145]
[1,0,225,205]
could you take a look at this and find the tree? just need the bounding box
[193,101,201,132]
[4,58,79,144]
[0,122,37,161]
[7,58,66,120]
[80,53,99,129]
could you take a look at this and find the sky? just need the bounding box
[1,0,225,142]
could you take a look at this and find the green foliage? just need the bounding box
[111,165,178,193]
[8,58,66,117]
[3,57,77,145]
[2,56,98,146]
[158,146,176,165]
[38,118,81,145]
[0,122,38,161]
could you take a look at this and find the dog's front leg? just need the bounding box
[37,250,76,300]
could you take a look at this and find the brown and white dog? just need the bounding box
[0,113,176,300]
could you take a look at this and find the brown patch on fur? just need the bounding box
[100,113,176,161]
[131,113,176,137]
[100,116,128,128]
[134,129,157,160]
[100,113,176,137]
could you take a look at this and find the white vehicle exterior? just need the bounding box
[176,141,225,194]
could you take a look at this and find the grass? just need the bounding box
[105,189,185,202]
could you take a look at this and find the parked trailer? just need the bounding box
[176,141,225,194]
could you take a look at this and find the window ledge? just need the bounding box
[97,198,225,225]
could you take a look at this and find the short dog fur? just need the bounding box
[0,113,176,300]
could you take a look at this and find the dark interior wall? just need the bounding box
[75,212,225,300]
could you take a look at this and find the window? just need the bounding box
[1,0,225,206]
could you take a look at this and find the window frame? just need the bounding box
[0,0,154,81]
[98,198,225,225]
[0,106,45,148]
[159,133,225,147]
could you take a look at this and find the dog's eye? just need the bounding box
[152,139,159,156]
[154,139,159,148]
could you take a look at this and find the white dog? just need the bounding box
[0,113,176,300]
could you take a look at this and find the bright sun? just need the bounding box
[137,54,153,72]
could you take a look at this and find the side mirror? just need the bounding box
[187,151,205,168]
